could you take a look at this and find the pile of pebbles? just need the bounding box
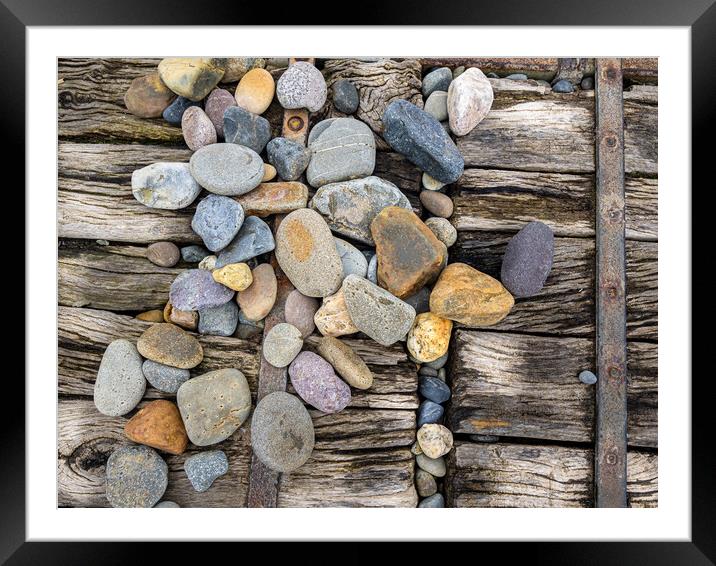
[98,57,562,508]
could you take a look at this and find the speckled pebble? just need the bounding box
[284,290,320,338]
[142,360,190,394]
[263,323,303,368]
[415,468,438,497]
[191,194,245,253]
[132,163,202,210]
[425,217,457,247]
[170,269,235,311]
[289,351,351,413]
[137,323,203,369]
[182,106,217,151]
[105,445,168,508]
[189,143,264,196]
[94,339,146,416]
[198,300,239,337]
[184,450,228,492]
[276,61,327,112]
[500,220,554,298]
[215,216,275,268]
[417,423,454,459]
[418,493,445,508]
[316,336,373,390]
[198,255,217,270]
[332,79,359,114]
[422,172,446,191]
[181,245,210,263]
[266,137,312,181]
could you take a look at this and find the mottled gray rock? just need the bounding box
[416,454,446,477]
[425,217,457,247]
[500,220,554,298]
[422,67,452,97]
[334,237,368,278]
[94,339,146,416]
[181,106,217,151]
[404,287,431,314]
[132,163,202,210]
[579,370,598,385]
[418,493,445,508]
[198,300,239,337]
[276,61,327,112]
[580,76,595,90]
[417,400,445,427]
[215,216,275,268]
[105,445,168,508]
[447,67,494,136]
[184,450,228,492]
[191,195,245,253]
[307,117,337,145]
[424,351,448,370]
[181,245,210,263]
[552,79,575,93]
[424,90,448,121]
[169,269,235,311]
[284,290,319,338]
[288,351,351,413]
[223,106,271,154]
[142,360,190,394]
[415,468,438,497]
[204,88,236,138]
[154,500,180,508]
[506,73,528,80]
[367,253,378,284]
[332,79,359,114]
[262,323,303,368]
[266,137,312,181]
[189,143,264,196]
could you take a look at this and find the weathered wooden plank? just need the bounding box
[418,57,559,81]
[445,441,657,508]
[447,330,657,448]
[452,169,657,241]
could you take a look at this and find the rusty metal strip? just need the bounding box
[594,58,628,508]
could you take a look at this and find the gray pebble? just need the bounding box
[425,217,457,247]
[552,79,575,93]
[424,91,448,122]
[332,79,359,114]
[142,359,190,394]
[417,400,444,427]
[418,493,445,508]
[416,454,446,477]
[422,67,452,97]
[215,216,275,268]
[106,445,168,508]
[94,339,146,416]
[418,366,438,377]
[505,73,528,80]
[419,376,451,404]
[415,468,438,497]
[367,254,378,284]
[169,269,235,311]
[579,370,598,385]
[191,195,245,253]
[223,106,271,154]
[580,76,595,90]
[181,245,210,263]
[184,450,229,492]
[263,323,303,368]
[470,434,499,443]
[424,352,448,370]
[437,368,446,381]
[266,137,312,181]
[334,237,368,278]
[154,500,180,508]
[198,301,239,337]
[501,220,554,298]
[189,143,264,196]
[132,163,201,210]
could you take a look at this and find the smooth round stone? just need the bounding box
[417,423,454,459]
[332,79,359,114]
[138,323,203,369]
[146,241,180,267]
[236,182,309,218]
[415,468,438,497]
[424,352,448,370]
[182,106,217,151]
[420,190,453,218]
[422,172,446,191]
[418,493,445,508]
[311,176,411,244]
[506,73,528,80]
[204,88,236,138]
[266,137,312,181]
[411,440,423,455]
[163,301,198,330]
[404,287,431,314]
[221,57,267,83]
[235,68,275,115]
[424,91,448,121]
[408,313,452,363]
[417,400,445,427]
[106,446,168,508]
[313,289,359,338]
[275,208,344,298]
[422,67,452,97]
[189,143,264,196]
[288,351,351,413]
[251,391,315,472]
[237,263,277,322]
[212,262,253,291]
[223,106,271,154]
[262,163,277,182]
[341,274,416,346]
[447,67,494,137]
[579,370,598,385]
[307,117,337,145]
[132,163,201,210]
[198,300,239,337]
[416,454,446,477]
[383,99,464,184]
[317,336,373,390]
[184,450,228,493]
[552,79,575,93]
[142,360,190,394]
[136,309,165,323]
[306,118,376,188]
[124,73,176,118]
[94,339,146,416]
[419,375,452,404]
[276,61,327,112]
[263,323,303,368]
[169,269,235,311]
[453,66,466,78]
[215,216,275,268]
[124,399,188,455]
[181,245,210,263]
[177,368,251,446]
[158,57,225,101]
[163,96,201,125]
[501,221,554,298]
[580,76,595,90]
[285,290,319,338]
[191,195,245,253]
[367,254,378,284]
[334,237,368,278]
[155,501,180,508]
[425,217,457,247]
[419,366,438,377]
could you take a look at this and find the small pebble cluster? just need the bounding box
[95,57,597,508]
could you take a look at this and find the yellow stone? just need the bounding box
[136,309,165,323]
[212,263,253,291]
[262,163,277,182]
[314,289,359,337]
[235,68,275,115]
[406,312,453,363]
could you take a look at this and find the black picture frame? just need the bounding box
[5,0,706,562]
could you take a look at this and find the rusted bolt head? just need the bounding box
[606,453,618,465]
[604,67,618,81]
[607,286,618,299]
[287,116,304,132]
[609,366,623,381]
[606,136,617,148]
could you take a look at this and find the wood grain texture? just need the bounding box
[447,330,657,448]
[445,441,657,508]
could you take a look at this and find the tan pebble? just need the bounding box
[212,263,253,291]
[237,263,277,321]
[235,182,308,218]
[407,312,452,363]
[136,309,165,323]
[124,73,175,118]
[235,68,275,115]
[137,323,203,369]
[314,289,359,337]
[316,336,373,390]
[417,423,454,459]
[422,172,446,191]
[262,163,277,182]
[146,241,181,267]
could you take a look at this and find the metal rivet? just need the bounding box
[606,453,618,465]
[607,286,617,299]
[609,366,622,380]
[287,116,304,132]
[606,136,617,148]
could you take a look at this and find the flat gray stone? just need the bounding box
[189,143,264,196]
[579,370,598,385]
[266,137,311,181]
[94,339,146,416]
[198,300,239,337]
[142,360,190,394]
[184,450,228,492]
[132,163,202,210]
[424,91,448,121]
[215,216,275,268]
[262,323,303,368]
[334,237,368,278]
[367,253,378,284]
[169,269,235,311]
[416,454,446,477]
[223,106,271,154]
[500,220,554,298]
[191,195,245,252]
[106,445,168,508]
[422,67,452,97]
[276,61,327,112]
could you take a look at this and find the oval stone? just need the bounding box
[332,79,359,114]
[184,450,228,493]
[263,323,303,368]
[189,143,264,196]
[316,336,373,390]
[285,290,319,338]
[407,312,453,363]
[169,269,235,311]
[137,323,203,369]
[418,493,445,508]
[313,288,359,338]
[447,67,494,136]
[419,376,452,404]
[422,67,452,97]
[203,88,236,138]
[415,468,438,497]
[419,190,454,218]
[237,263,277,322]
[417,400,445,427]
[146,241,180,267]
[105,445,168,508]
[500,220,554,298]
[124,399,188,455]
[191,194,245,253]
[234,68,275,115]
[142,360,190,394]
[417,423,454,459]
[416,454,446,477]
[94,339,146,416]
[276,61,327,112]
[132,163,202,210]
[157,57,225,101]
[424,90,448,121]
[182,106,217,151]
[124,73,176,118]
[288,351,351,413]
[215,216,275,268]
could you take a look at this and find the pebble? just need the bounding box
[266,137,312,181]
[306,118,375,188]
[367,253,378,284]
[146,242,180,267]
[314,289,359,337]
[437,368,446,381]
[317,336,373,390]
[419,190,453,218]
[263,323,303,368]
[579,370,598,385]
[212,262,253,291]
[181,245,210,263]
[430,262,514,327]
[181,106,217,151]
[422,67,452,97]
[170,269,235,311]
[215,216,275,268]
[501,221,554,298]
[189,143,264,196]
[415,468,438,497]
[411,440,423,455]
[191,195,245,252]
[552,79,575,93]
[162,96,201,125]
[342,274,416,346]
[177,368,252,446]
[311,176,411,244]
[334,237,368,278]
[447,67,494,136]
[425,217,457,247]
[580,76,595,90]
[424,351,449,370]
[142,360,190,394]
[275,208,344,298]
[371,206,446,299]
[221,57,266,83]
[408,313,453,363]
[417,399,445,428]
[105,445,168,508]
[486,72,499,79]
[262,163,277,182]
[332,79,359,114]
[163,301,198,330]
[136,310,165,323]
[453,66,465,79]
[424,91,448,121]
[203,88,236,138]
[237,263,277,322]
[132,163,202,210]
[198,300,239,336]
[124,73,176,118]
[184,450,229,493]
[223,106,271,154]
[419,376,452,404]
[284,290,319,338]
[417,423,454,458]
[234,68,275,115]
[137,322,204,369]
[383,99,464,184]
[288,351,351,413]
[157,57,225,101]
[506,73,528,80]
[237,182,309,218]
[422,172,446,191]
[416,454,446,477]
[419,366,438,378]
[404,287,432,316]
[418,493,445,508]
[250,391,315,472]
[124,399,188,455]
[94,339,146,416]
[154,501,180,508]
[276,61,327,112]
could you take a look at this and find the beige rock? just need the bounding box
[137,323,203,369]
[212,263,253,291]
[314,289,359,337]
[417,423,454,459]
[235,68,275,115]
[447,67,494,136]
[422,172,446,191]
[237,263,277,322]
[316,336,373,390]
[406,312,452,363]
[157,57,225,101]
[198,255,217,271]
[262,163,277,182]
[136,309,165,323]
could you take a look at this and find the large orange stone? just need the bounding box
[124,400,189,455]
[370,206,446,299]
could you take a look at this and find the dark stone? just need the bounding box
[215,216,275,268]
[486,72,500,79]
[198,301,239,337]
[419,376,451,404]
[422,67,452,97]
[266,137,311,181]
[500,220,554,298]
[191,195,245,253]
[418,366,438,378]
[180,245,210,263]
[162,96,201,125]
[552,79,575,93]
[333,79,359,114]
[417,400,444,427]
[223,106,271,153]
[580,76,595,90]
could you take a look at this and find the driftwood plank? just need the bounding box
[445,441,657,508]
[447,329,657,448]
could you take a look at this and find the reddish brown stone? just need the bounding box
[124,73,176,118]
[124,400,188,455]
[235,182,308,218]
[163,301,198,330]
